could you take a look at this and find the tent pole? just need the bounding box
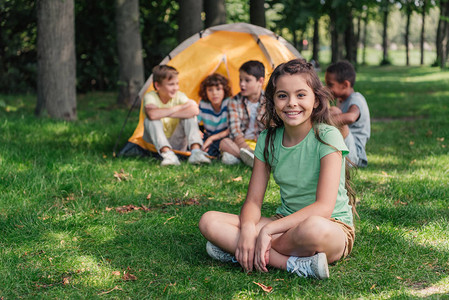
[112,95,141,157]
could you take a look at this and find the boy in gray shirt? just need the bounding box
[325,60,370,167]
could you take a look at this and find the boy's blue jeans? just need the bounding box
[143,117,203,153]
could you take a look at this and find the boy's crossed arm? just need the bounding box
[331,104,360,127]
[145,99,199,120]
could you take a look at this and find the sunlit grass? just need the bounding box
[0,67,448,298]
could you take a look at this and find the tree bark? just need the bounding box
[36,0,77,120]
[330,10,344,63]
[312,18,320,63]
[436,0,449,68]
[178,0,203,43]
[362,15,368,65]
[204,0,226,28]
[405,8,411,66]
[116,0,144,107]
[250,0,266,28]
[381,8,389,64]
[344,10,356,65]
[420,0,426,65]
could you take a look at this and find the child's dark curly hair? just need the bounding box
[198,73,232,102]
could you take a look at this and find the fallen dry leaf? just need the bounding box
[62,277,70,285]
[146,193,152,200]
[113,169,132,182]
[98,285,122,295]
[253,281,273,293]
[232,176,243,182]
[394,200,408,206]
[164,216,176,224]
[123,272,137,281]
[409,141,415,146]
[112,271,121,276]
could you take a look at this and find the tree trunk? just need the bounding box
[405,8,411,66]
[436,0,449,68]
[36,0,77,120]
[178,0,203,43]
[250,0,266,28]
[362,15,368,65]
[382,8,389,64]
[116,0,144,107]
[355,15,361,65]
[420,0,426,65]
[330,10,344,63]
[204,0,226,28]
[312,18,320,63]
[344,11,356,65]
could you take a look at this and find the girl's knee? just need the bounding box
[295,216,332,244]
[198,211,218,234]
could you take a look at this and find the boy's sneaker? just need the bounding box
[288,253,329,280]
[188,149,211,165]
[221,152,240,165]
[160,150,180,166]
[206,241,237,263]
[239,148,254,167]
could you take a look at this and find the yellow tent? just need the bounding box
[119,22,301,156]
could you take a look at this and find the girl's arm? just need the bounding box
[256,151,342,264]
[235,157,270,272]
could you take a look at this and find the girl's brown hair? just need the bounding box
[263,58,357,215]
[198,73,232,102]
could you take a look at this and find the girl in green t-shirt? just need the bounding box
[199,58,357,280]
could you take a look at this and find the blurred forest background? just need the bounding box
[1,0,448,119]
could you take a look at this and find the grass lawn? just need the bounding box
[1,66,449,299]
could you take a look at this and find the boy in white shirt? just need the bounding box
[143,65,210,166]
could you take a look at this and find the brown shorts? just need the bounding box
[270,214,355,259]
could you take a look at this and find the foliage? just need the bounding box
[1,66,449,298]
[0,0,37,93]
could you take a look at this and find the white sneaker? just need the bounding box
[206,241,237,263]
[160,150,180,166]
[239,148,254,167]
[289,253,329,280]
[221,152,240,165]
[188,149,211,165]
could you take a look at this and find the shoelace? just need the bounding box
[291,259,316,278]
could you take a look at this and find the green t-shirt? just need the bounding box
[254,124,353,226]
[143,90,189,138]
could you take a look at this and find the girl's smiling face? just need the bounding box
[274,74,318,130]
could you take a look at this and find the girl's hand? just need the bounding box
[254,228,272,272]
[235,224,258,272]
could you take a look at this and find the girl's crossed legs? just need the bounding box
[198,211,349,271]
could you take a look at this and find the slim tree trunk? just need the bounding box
[355,15,361,64]
[382,8,389,64]
[36,0,77,120]
[330,10,344,63]
[436,0,449,68]
[420,0,427,65]
[204,0,226,28]
[344,11,356,65]
[250,0,266,27]
[312,18,320,63]
[178,0,203,43]
[405,8,411,66]
[116,0,144,107]
[362,15,368,65]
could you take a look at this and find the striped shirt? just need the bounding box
[197,98,230,135]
